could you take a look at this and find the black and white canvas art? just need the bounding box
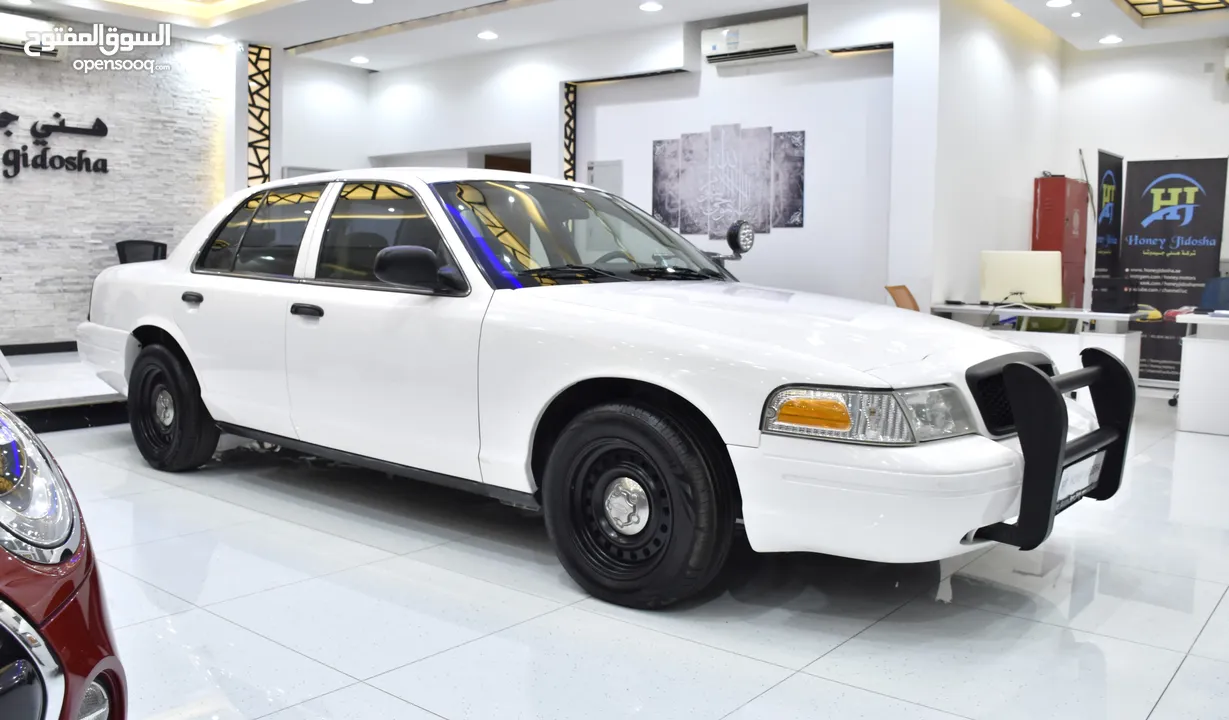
[651,124,805,239]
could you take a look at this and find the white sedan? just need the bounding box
[78,168,1135,609]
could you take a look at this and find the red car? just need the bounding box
[0,404,126,720]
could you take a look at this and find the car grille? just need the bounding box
[0,595,60,720]
[966,353,1054,436]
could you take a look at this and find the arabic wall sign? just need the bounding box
[0,110,110,179]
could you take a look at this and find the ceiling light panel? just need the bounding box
[1125,0,1229,16]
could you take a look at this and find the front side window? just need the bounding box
[316,182,455,284]
[432,181,729,289]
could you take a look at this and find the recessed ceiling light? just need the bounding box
[1099,34,1123,44]
[204,34,232,44]
[7,0,34,6]
[639,1,664,11]
[1071,11,1081,17]
[477,30,499,40]
[350,55,370,64]
[352,0,374,4]
[1045,0,1071,7]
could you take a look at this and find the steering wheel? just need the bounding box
[594,250,637,265]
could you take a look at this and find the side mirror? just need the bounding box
[373,246,465,292]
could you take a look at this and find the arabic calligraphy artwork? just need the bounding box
[0,110,111,179]
[654,123,805,239]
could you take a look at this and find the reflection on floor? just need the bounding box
[37,397,1229,720]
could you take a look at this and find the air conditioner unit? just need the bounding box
[701,16,813,67]
[0,12,59,60]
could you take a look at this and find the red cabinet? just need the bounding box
[1032,176,1089,308]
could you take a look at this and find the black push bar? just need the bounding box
[974,347,1135,551]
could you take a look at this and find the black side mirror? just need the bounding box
[373,246,465,292]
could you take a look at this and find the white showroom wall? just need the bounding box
[932,0,1063,303]
[575,54,894,301]
[1056,38,1229,265]
[278,55,372,177]
[366,24,696,179]
[0,41,235,344]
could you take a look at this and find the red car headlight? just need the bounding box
[0,405,81,564]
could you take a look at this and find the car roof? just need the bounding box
[252,167,597,193]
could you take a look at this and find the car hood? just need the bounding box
[531,281,1031,374]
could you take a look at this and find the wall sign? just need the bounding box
[1121,157,1227,382]
[0,110,110,179]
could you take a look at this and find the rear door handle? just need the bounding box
[290,303,324,318]
[182,291,204,304]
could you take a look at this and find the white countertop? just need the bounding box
[930,304,1144,322]
[1176,313,1229,326]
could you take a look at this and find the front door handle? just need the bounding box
[182,291,204,304]
[290,303,324,318]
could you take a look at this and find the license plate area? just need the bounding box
[1056,452,1104,513]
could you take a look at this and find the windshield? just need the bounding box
[432,180,730,288]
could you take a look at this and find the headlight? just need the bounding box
[0,406,80,564]
[762,385,976,445]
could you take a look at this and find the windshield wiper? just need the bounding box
[517,264,626,281]
[629,266,723,281]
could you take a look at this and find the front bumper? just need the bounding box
[734,348,1135,563]
[0,565,126,720]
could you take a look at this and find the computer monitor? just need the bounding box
[980,251,1063,306]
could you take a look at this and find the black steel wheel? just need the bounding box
[128,344,219,472]
[543,402,735,609]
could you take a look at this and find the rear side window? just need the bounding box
[197,192,263,271]
[316,182,451,283]
[233,185,325,277]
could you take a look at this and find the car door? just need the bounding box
[284,180,490,482]
[174,184,328,437]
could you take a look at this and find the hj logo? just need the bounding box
[1098,170,1116,225]
[1141,173,1204,228]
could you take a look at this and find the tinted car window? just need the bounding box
[197,192,263,271]
[233,185,326,277]
[317,183,451,283]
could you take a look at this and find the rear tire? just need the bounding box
[128,344,219,472]
[542,402,735,609]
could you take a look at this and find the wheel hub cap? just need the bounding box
[154,389,175,428]
[602,477,650,536]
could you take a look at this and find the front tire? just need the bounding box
[128,344,219,472]
[542,402,734,609]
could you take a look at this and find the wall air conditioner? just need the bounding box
[701,16,813,67]
[0,12,59,60]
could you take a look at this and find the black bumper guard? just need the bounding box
[973,348,1135,551]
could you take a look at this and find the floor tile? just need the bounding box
[370,607,791,720]
[82,486,267,551]
[1190,592,1229,662]
[52,452,173,501]
[97,563,193,629]
[409,515,586,604]
[1150,656,1229,720]
[805,598,1184,720]
[948,545,1226,651]
[116,609,351,720]
[101,518,393,605]
[262,684,441,720]
[725,673,964,720]
[575,551,970,670]
[210,555,560,679]
[38,423,134,457]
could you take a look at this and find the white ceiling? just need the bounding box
[1005,0,1229,51]
[13,0,804,70]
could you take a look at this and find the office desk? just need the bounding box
[931,305,1143,381]
[1176,314,1229,436]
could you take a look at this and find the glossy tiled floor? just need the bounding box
[38,396,1229,720]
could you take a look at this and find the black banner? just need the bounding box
[1091,151,1124,311]
[1121,157,1227,382]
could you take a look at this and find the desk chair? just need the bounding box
[1170,276,1229,406]
[116,240,168,264]
[885,285,919,311]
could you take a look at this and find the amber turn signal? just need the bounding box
[775,397,853,431]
